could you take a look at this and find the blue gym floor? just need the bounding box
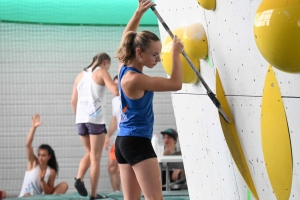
[8,191,189,200]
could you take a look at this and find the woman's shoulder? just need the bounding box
[49,167,56,176]
[75,71,84,82]
[121,70,142,85]
[26,158,38,171]
[93,67,107,75]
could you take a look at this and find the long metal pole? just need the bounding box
[151,6,231,123]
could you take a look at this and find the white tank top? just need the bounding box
[111,96,121,142]
[112,96,121,130]
[19,165,50,197]
[76,67,106,124]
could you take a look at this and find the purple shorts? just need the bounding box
[77,123,107,136]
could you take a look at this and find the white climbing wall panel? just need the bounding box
[172,95,248,200]
[155,0,300,199]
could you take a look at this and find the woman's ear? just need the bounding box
[107,60,112,68]
[101,60,108,69]
[136,47,142,58]
[103,60,108,66]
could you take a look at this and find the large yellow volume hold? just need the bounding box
[254,0,300,73]
[261,65,292,200]
[216,69,259,200]
[161,27,200,84]
[183,23,208,60]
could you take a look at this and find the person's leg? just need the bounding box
[119,164,141,200]
[116,136,160,199]
[75,124,91,196]
[172,169,185,181]
[115,137,140,199]
[52,182,68,194]
[172,169,181,181]
[133,158,163,200]
[23,193,30,197]
[89,133,105,197]
[77,135,91,179]
[108,144,121,192]
[108,158,121,191]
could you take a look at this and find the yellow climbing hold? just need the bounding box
[161,27,200,84]
[216,69,259,200]
[197,0,216,10]
[183,22,208,59]
[254,0,300,73]
[261,65,292,200]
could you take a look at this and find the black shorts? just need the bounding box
[115,136,157,166]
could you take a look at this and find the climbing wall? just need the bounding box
[155,0,300,199]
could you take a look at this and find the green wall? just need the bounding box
[0,0,158,26]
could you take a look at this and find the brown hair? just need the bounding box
[116,30,160,65]
[84,53,111,72]
[113,75,118,81]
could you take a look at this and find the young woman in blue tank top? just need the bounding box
[115,1,184,199]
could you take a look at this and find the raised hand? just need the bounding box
[39,170,46,182]
[31,114,42,128]
[104,136,110,151]
[137,0,156,15]
[172,35,184,55]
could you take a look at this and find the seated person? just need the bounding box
[0,190,6,199]
[19,114,68,197]
[160,129,186,188]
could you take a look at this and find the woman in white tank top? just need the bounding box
[71,53,118,200]
[19,114,68,197]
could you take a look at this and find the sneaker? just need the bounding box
[90,193,108,200]
[74,178,88,196]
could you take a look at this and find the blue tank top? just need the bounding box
[117,65,154,140]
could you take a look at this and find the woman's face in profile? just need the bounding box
[139,40,162,68]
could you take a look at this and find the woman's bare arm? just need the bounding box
[123,35,184,92]
[121,0,155,41]
[40,168,55,194]
[71,72,83,115]
[118,0,155,71]
[26,114,42,170]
